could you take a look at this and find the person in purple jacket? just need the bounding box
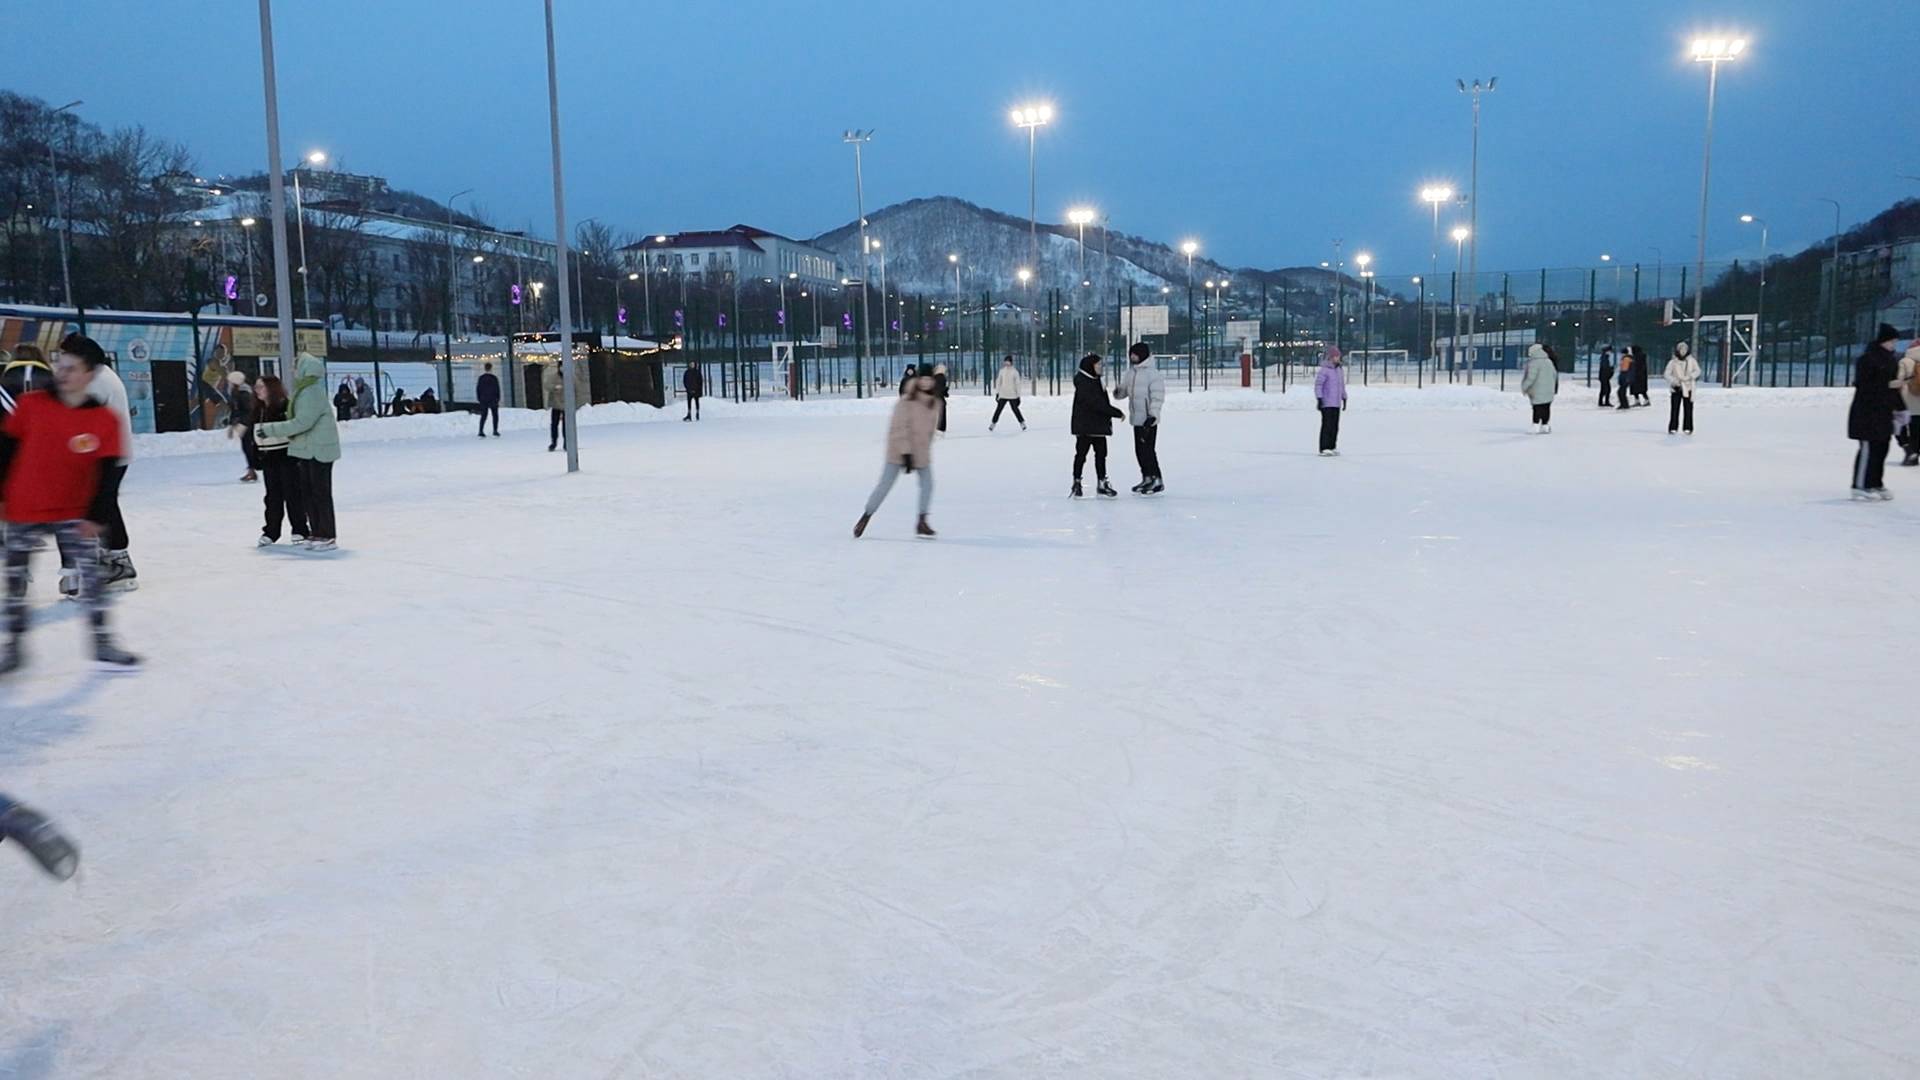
[1314,346,1348,456]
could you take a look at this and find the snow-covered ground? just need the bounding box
[3,387,1917,1078]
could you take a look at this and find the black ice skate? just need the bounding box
[99,551,137,593]
[916,516,936,539]
[1097,479,1118,498]
[92,634,141,672]
[0,800,80,880]
[1143,477,1164,495]
[853,513,871,539]
[1070,479,1084,498]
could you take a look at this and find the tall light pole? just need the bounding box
[293,149,325,320]
[1420,185,1453,365]
[872,237,888,365]
[1012,103,1052,364]
[1456,77,1496,381]
[1688,35,1746,377]
[239,217,259,316]
[842,129,873,398]
[1069,207,1094,354]
[1182,240,1199,387]
[1739,214,1768,384]
[1355,252,1374,368]
[1816,198,1840,373]
[45,99,83,309]
[542,0,580,472]
[1601,253,1622,350]
[645,234,666,338]
[446,187,473,336]
[1016,266,1033,368]
[253,2,296,372]
[1451,226,1469,371]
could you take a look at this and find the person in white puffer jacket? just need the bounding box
[1519,342,1559,433]
[1113,342,1167,494]
[989,356,1026,431]
[1894,343,1920,467]
[1664,341,1702,436]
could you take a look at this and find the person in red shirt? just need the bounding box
[0,346,139,674]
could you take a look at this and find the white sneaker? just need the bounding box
[304,538,338,553]
[257,533,276,547]
[1852,489,1877,501]
[1875,488,1895,501]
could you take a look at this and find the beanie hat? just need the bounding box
[226,369,248,386]
[1077,353,1101,377]
[1129,342,1151,361]
[1874,323,1901,345]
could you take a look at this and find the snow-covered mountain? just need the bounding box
[809,196,1343,314]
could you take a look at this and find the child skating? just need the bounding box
[1315,346,1348,455]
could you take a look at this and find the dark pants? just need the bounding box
[1617,384,1631,410]
[297,458,336,540]
[685,394,701,419]
[1855,438,1890,491]
[1319,407,1341,452]
[101,465,129,552]
[1669,389,1694,433]
[1531,402,1552,424]
[549,408,563,447]
[1133,424,1161,480]
[240,429,260,471]
[991,398,1025,425]
[478,404,499,435]
[261,451,308,540]
[1073,435,1109,480]
[6,521,106,638]
[1599,381,1612,406]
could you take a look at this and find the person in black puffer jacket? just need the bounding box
[1850,323,1906,500]
[1069,353,1124,498]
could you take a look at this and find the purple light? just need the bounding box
[510,284,523,306]
[776,309,786,327]
[717,313,727,328]
[673,309,684,328]
[617,306,628,325]
[890,319,901,332]
[842,313,853,330]
[224,275,238,301]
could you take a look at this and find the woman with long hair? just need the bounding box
[252,375,309,546]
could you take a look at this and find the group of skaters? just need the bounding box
[1595,343,1701,433]
[854,344,1167,537]
[1850,323,1920,501]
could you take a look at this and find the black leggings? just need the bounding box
[478,404,499,435]
[261,452,308,540]
[992,398,1025,425]
[1531,402,1552,424]
[1073,435,1109,480]
[100,464,129,552]
[1669,389,1694,433]
[1319,407,1341,451]
[550,408,563,446]
[298,458,336,541]
[685,393,702,419]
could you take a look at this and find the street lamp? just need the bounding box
[46,99,82,309]
[870,236,889,362]
[290,149,326,320]
[1740,213,1768,384]
[1688,33,1747,378]
[1355,253,1375,367]
[1601,253,1622,350]
[842,129,874,398]
[1011,103,1052,364]
[1068,207,1095,352]
[1419,184,1454,364]
[1816,198,1840,376]
[446,187,473,336]
[1450,227,1469,372]
[239,216,259,315]
[1456,77,1496,380]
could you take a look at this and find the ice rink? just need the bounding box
[3,384,1916,1078]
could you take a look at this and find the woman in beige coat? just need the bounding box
[854,369,940,539]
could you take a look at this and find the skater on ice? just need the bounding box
[1521,342,1559,433]
[0,342,140,673]
[1633,343,1652,406]
[252,375,309,546]
[683,362,703,421]
[1069,353,1124,498]
[1895,342,1920,467]
[1598,346,1614,407]
[1849,324,1905,500]
[476,362,502,437]
[252,353,341,551]
[1114,341,1166,493]
[1615,350,1634,411]
[1665,341,1701,435]
[1315,346,1348,456]
[226,369,259,483]
[333,379,355,423]
[72,335,138,593]
[990,356,1026,431]
[932,363,949,435]
[543,362,564,449]
[854,365,938,539]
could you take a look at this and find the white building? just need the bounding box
[623,226,840,287]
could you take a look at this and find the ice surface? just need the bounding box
[3,387,1917,1078]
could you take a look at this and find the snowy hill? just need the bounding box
[810,196,1342,314]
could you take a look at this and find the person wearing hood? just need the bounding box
[1314,346,1348,456]
[990,356,1027,432]
[932,363,950,434]
[1069,353,1125,497]
[1113,341,1167,493]
[1597,346,1615,408]
[352,377,374,420]
[1632,343,1652,405]
[1520,342,1560,433]
[333,379,355,423]
[226,369,259,482]
[1893,341,1920,467]
[0,341,139,673]
[1664,341,1702,435]
[416,388,442,415]
[854,365,939,539]
[898,365,917,396]
[1849,324,1905,500]
[253,352,342,550]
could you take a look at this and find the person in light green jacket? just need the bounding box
[1519,342,1560,434]
[252,353,341,550]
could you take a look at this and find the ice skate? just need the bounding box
[92,634,141,672]
[1319,449,1334,457]
[853,513,871,539]
[915,516,936,539]
[1131,478,1151,494]
[0,800,79,880]
[1019,421,1027,431]
[57,570,79,600]
[1904,452,1919,467]
[1874,488,1894,501]
[1097,479,1118,498]
[98,551,137,593]
[257,533,276,547]
[1542,423,1551,434]
[1144,477,1165,495]
[1071,479,1084,498]
[1851,488,1876,501]
[0,638,20,678]
[240,470,257,483]
[305,538,338,553]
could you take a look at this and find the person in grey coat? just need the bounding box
[1520,342,1560,433]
